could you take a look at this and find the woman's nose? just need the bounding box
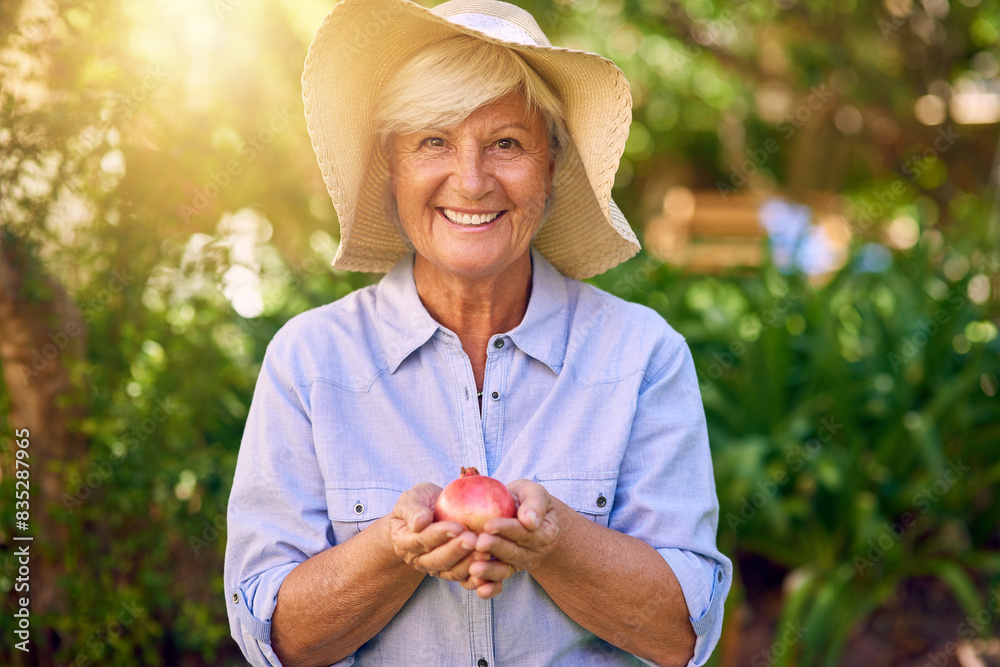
[451,146,494,200]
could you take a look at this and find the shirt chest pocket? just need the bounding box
[325,486,404,539]
[535,473,618,527]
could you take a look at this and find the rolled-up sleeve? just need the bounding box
[224,335,334,666]
[613,337,733,667]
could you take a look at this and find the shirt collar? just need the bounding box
[507,248,568,375]
[376,248,570,375]
[376,253,442,373]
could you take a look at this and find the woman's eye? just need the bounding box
[422,137,445,148]
[496,138,517,150]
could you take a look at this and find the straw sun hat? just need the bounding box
[302,0,640,280]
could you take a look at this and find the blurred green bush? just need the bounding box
[2,0,998,664]
[593,200,1000,666]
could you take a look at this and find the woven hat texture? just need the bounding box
[302,0,640,279]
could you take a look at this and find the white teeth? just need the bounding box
[442,209,502,226]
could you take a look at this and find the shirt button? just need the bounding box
[493,339,504,349]
[491,391,499,400]
[596,494,607,508]
[232,592,239,604]
[718,570,723,582]
[478,660,488,667]
[354,503,365,515]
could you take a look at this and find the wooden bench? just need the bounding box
[644,187,850,274]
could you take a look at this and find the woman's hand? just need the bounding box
[388,483,498,592]
[470,479,561,579]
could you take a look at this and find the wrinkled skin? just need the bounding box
[388,479,560,599]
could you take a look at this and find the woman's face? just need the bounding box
[389,94,554,282]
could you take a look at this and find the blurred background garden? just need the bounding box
[1,0,998,664]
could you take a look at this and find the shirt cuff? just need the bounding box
[230,565,360,667]
[658,548,732,667]
[229,586,281,666]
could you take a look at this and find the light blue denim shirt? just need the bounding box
[225,248,732,666]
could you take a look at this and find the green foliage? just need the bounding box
[592,204,1000,664]
[1,0,998,664]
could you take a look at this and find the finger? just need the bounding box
[472,531,529,570]
[479,517,533,545]
[394,520,465,555]
[506,479,549,530]
[468,558,516,582]
[410,509,433,533]
[414,532,477,575]
[461,572,484,591]
[436,551,477,584]
[392,483,443,532]
[392,523,470,574]
[475,580,503,600]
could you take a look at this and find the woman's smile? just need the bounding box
[439,208,505,227]
[389,94,554,280]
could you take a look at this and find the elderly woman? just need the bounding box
[225,0,731,665]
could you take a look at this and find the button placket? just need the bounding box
[447,320,488,490]
[484,337,507,403]
[480,334,509,473]
[469,593,495,667]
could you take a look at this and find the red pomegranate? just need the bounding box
[434,467,516,533]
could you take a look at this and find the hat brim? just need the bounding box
[302,0,640,279]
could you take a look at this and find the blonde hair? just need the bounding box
[373,35,568,164]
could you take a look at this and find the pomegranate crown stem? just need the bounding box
[460,466,481,477]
